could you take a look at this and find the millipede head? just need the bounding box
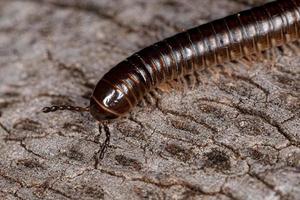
[89,97,119,121]
[42,105,89,113]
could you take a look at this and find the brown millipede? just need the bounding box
[43,0,300,166]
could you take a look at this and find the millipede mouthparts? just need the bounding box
[43,0,300,166]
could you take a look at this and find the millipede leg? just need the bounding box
[280,45,293,56]
[269,47,278,68]
[286,42,300,56]
[207,66,221,82]
[151,90,162,99]
[141,90,162,107]
[265,49,271,63]
[262,48,276,68]
[239,57,253,69]
[193,70,202,85]
[180,76,190,92]
[222,63,234,77]
[144,93,156,106]
[249,53,262,63]
[171,79,183,91]
[157,82,173,94]
[150,90,161,106]
[248,54,256,62]
[187,73,197,90]
[138,98,147,107]
[94,123,111,168]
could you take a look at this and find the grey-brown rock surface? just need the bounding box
[0,0,299,199]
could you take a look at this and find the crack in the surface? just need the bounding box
[197,98,297,145]
[0,121,11,134]
[220,176,240,200]
[156,128,209,150]
[0,188,26,200]
[281,114,298,124]
[131,175,238,200]
[248,172,283,199]
[221,168,283,200]
[97,166,235,198]
[235,104,297,145]
[96,167,127,181]
[0,171,24,187]
[157,106,241,158]
[26,166,88,200]
[51,168,117,200]
[131,176,208,196]
[158,106,218,133]
[4,135,49,144]
[0,166,85,199]
[19,140,45,159]
[222,72,270,103]
[47,187,72,199]
[12,191,25,200]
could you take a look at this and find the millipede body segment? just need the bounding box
[41,0,300,166]
[89,0,300,120]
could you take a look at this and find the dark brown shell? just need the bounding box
[90,0,300,121]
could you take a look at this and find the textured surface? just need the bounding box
[0,0,299,199]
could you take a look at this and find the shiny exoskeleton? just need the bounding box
[90,0,300,121]
[41,0,300,167]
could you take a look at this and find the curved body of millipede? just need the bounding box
[43,0,300,165]
[88,0,300,120]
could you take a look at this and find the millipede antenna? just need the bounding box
[94,122,110,169]
[42,105,90,113]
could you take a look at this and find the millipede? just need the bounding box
[43,0,300,167]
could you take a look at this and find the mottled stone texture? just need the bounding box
[0,0,299,199]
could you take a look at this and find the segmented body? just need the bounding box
[90,0,300,121]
